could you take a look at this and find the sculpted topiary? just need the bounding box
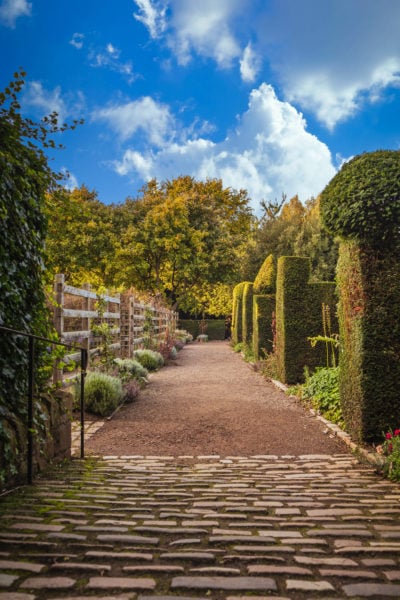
[320,150,400,247]
[253,254,275,294]
[320,150,400,442]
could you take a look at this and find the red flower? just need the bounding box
[386,432,393,440]
[394,429,400,436]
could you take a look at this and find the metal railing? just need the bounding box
[0,324,88,484]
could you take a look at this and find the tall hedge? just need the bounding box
[252,294,275,360]
[242,282,254,346]
[275,256,337,384]
[320,150,400,442]
[232,282,250,344]
[254,254,276,294]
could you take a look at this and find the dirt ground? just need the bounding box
[85,340,350,457]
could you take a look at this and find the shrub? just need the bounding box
[301,366,343,426]
[260,351,279,380]
[77,371,123,417]
[156,333,176,361]
[379,428,400,482]
[134,349,164,371]
[175,329,192,343]
[169,346,178,360]
[113,358,148,381]
[123,379,141,404]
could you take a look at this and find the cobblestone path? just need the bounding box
[1,454,400,599]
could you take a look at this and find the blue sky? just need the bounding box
[2,0,400,214]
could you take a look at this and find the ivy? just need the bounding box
[0,70,82,486]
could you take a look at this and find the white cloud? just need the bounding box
[93,97,175,146]
[90,43,136,83]
[166,0,242,68]
[134,0,256,74]
[133,0,167,39]
[240,43,262,83]
[114,150,154,179]
[23,82,68,124]
[0,0,31,27]
[258,0,400,129]
[70,32,84,49]
[22,81,84,125]
[134,1,400,128]
[110,84,336,213]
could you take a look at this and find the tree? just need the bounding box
[45,185,117,287]
[241,194,338,282]
[114,176,253,308]
[293,197,338,282]
[179,283,233,318]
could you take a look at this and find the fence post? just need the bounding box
[53,274,65,385]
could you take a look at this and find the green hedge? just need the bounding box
[254,254,275,294]
[320,150,400,247]
[321,150,400,443]
[178,319,225,340]
[276,256,337,384]
[337,241,400,442]
[232,282,250,344]
[242,282,254,346]
[252,294,275,360]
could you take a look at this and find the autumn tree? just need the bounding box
[113,176,253,308]
[45,185,117,287]
[242,195,338,282]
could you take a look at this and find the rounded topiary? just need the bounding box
[254,254,276,294]
[320,150,400,246]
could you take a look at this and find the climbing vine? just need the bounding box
[0,70,82,486]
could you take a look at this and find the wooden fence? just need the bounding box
[53,274,178,384]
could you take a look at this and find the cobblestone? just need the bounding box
[0,454,399,599]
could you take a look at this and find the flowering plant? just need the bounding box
[377,428,400,481]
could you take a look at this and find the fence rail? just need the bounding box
[53,274,178,385]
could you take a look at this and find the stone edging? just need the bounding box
[270,378,386,470]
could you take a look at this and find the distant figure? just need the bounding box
[224,316,232,340]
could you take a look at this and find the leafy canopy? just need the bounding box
[113,176,253,307]
[320,150,400,246]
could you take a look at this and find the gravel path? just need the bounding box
[86,341,349,457]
